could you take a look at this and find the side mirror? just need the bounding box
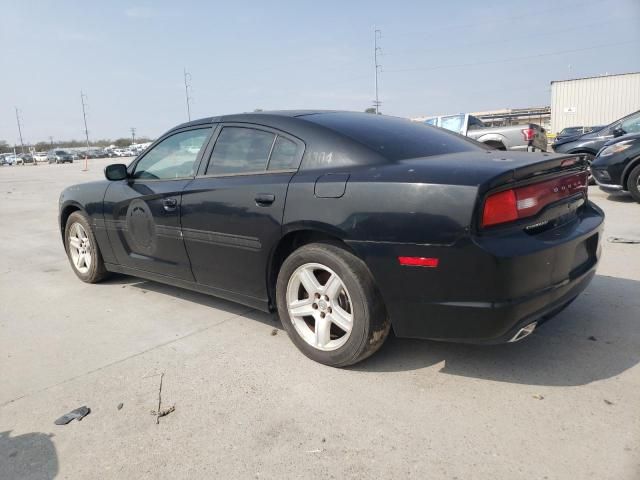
[104,163,128,181]
[612,126,625,138]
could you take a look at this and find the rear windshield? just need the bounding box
[303,112,482,161]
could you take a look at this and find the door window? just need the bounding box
[206,127,275,175]
[133,128,211,180]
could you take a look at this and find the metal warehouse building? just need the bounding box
[550,72,640,134]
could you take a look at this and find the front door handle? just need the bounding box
[255,193,275,206]
[163,197,178,211]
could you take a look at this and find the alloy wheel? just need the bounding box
[286,262,353,351]
[68,222,92,274]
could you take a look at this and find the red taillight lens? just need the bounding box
[481,171,588,228]
[482,189,518,227]
[521,127,535,141]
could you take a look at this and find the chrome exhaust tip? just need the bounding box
[509,322,537,342]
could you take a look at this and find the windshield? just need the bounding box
[560,127,583,135]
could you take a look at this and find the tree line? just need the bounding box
[0,137,154,154]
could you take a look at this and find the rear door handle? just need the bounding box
[255,193,275,206]
[163,197,178,211]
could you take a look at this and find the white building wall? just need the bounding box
[550,72,640,133]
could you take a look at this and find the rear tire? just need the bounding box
[64,211,109,283]
[276,242,390,367]
[627,164,640,203]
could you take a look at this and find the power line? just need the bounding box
[385,40,639,74]
[373,28,382,114]
[184,68,193,121]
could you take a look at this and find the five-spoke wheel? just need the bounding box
[276,242,390,367]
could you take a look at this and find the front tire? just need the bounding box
[64,211,108,283]
[276,242,390,367]
[627,164,640,203]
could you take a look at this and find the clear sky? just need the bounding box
[1,0,639,144]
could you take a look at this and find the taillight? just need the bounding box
[481,171,588,228]
[521,127,535,141]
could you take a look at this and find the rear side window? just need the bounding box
[304,112,482,161]
[207,127,275,175]
[268,136,302,170]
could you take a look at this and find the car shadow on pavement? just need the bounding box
[101,274,281,330]
[352,274,640,386]
[0,430,58,480]
[605,192,635,203]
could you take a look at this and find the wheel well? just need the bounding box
[267,230,354,310]
[60,205,81,237]
[483,140,506,151]
[622,156,640,188]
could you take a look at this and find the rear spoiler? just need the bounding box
[486,154,588,190]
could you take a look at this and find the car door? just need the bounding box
[181,123,304,303]
[104,126,213,280]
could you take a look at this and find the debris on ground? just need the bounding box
[271,329,278,336]
[117,403,123,410]
[604,399,614,405]
[588,336,598,341]
[54,406,91,425]
[151,405,176,418]
[151,372,175,424]
[607,236,640,244]
[306,449,322,454]
[532,394,544,400]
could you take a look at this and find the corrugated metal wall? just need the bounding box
[550,72,640,133]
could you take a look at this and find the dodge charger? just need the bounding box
[58,111,604,366]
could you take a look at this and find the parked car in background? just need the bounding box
[553,110,640,166]
[47,150,74,164]
[4,154,20,165]
[591,132,640,202]
[0,153,13,165]
[555,126,606,143]
[34,152,48,162]
[16,154,35,165]
[58,111,602,366]
[423,114,547,152]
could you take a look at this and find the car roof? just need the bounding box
[168,110,347,131]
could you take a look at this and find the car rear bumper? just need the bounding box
[347,202,604,343]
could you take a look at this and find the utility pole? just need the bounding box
[373,28,382,114]
[183,68,192,121]
[80,91,90,170]
[49,136,54,148]
[15,107,25,153]
[130,127,136,145]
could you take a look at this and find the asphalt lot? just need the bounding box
[1,158,639,479]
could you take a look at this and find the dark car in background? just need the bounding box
[47,150,74,164]
[553,110,640,165]
[555,126,605,143]
[591,132,640,202]
[58,111,603,366]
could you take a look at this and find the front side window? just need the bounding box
[440,115,465,134]
[206,127,275,175]
[133,128,210,180]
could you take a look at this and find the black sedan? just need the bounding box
[58,111,604,366]
[591,132,640,202]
